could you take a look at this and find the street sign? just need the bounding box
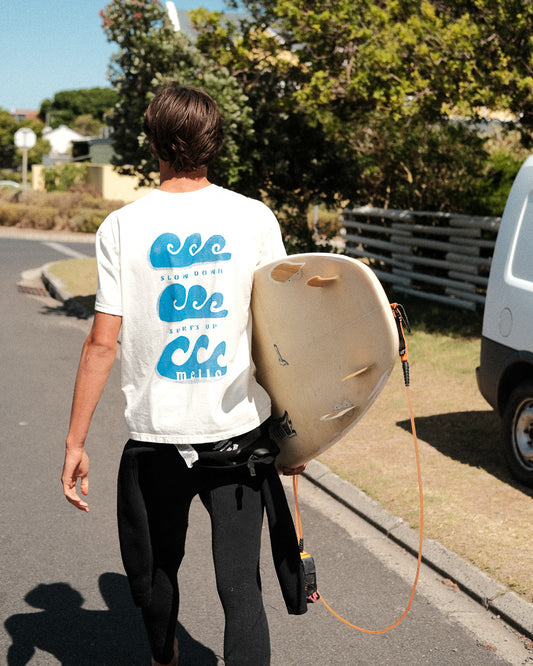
[14,127,37,150]
[14,128,37,200]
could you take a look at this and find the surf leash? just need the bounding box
[293,302,424,633]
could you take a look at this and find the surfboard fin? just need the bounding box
[270,262,305,282]
[320,402,357,421]
[306,275,339,287]
[342,365,374,381]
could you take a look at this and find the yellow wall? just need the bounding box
[87,164,155,201]
[32,163,157,202]
[31,164,45,192]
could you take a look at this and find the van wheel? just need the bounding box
[502,380,533,487]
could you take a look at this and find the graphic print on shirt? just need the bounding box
[158,283,228,322]
[150,232,232,268]
[150,232,232,382]
[157,335,227,381]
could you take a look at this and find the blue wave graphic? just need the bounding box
[157,335,227,381]
[158,284,228,322]
[150,232,232,268]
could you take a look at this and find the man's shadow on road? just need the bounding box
[39,296,94,320]
[4,572,218,665]
[398,409,533,496]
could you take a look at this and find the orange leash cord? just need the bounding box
[293,303,424,634]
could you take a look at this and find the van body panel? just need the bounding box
[478,155,533,484]
[477,337,533,414]
[483,155,533,353]
[477,336,510,411]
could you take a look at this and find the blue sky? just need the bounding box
[1,1,229,112]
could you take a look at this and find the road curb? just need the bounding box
[41,265,92,319]
[303,459,533,640]
[41,265,533,641]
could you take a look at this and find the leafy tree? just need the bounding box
[0,109,50,169]
[191,6,356,250]
[38,88,117,129]
[258,1,484,122]
[100,0,253,189]
[344,115,490,213]
[71,114,104,137]
[0,109,18,168]
[191,0,530,218]
[101,0,533,248]
[428,1,533,138]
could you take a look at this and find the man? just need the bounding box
[61,85,306,666]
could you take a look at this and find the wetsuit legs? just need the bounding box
[141,566,180,664]
[202,482,270,665]
[118,442,191,664]
[118,440,271,665]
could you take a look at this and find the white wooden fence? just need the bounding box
[341,206,501,311]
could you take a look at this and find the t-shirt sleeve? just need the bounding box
[257,207,287,267]
[94,215,123,316]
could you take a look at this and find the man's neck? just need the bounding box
[158,162,211,193]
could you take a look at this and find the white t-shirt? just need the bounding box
[95,185,286,464]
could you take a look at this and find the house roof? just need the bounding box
[10,109,39,122]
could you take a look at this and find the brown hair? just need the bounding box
[143,85,223,173]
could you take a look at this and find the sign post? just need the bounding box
[14,128,37,201]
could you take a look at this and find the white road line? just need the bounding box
[42,241,89,259]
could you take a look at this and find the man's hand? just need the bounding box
[62,448,90,512]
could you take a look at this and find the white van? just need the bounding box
[477,155,533,486]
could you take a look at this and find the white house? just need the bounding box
[42,124,86,158]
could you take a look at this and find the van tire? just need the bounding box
[501,380,533,487]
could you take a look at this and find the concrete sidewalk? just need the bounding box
[40,259,533,643]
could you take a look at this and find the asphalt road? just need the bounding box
[1,233,531,665]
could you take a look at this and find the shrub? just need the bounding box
[0,203,58,229]
[0,189,123,232]
[0,202,23,226]
[23,205,59,230]
[0,170,21,184]
[69,207,111,233]
[43,163,88,192]
[480,150,524,216]
[67,184,104,199]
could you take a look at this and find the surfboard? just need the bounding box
[251,253,398,468]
